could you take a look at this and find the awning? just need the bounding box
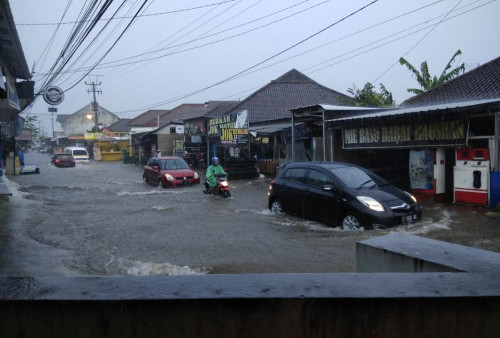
[14,129,31,140]
[329,98,500,123]
[249,122,296,135]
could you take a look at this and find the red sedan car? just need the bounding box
[52,153,76,168]
[143,156,200,188]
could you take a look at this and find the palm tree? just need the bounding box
[399,49,465,95]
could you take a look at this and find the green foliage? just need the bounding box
[23,115,39,137]
[399,49,465,95]
[342,82,396,108]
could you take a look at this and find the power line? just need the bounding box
[372,0,464,83]
[116,0,379,113]
[62,0,331,74]
[15,0,239,26]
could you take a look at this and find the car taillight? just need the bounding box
[55,159,60,163]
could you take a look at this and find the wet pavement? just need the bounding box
[1,151,499,277]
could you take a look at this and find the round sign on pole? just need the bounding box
[43,86,64,105]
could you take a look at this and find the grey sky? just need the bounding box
[9,0,500,135]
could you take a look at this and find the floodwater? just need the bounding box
[1,151,499,277]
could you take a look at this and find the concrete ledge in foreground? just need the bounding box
[0,233,499,338]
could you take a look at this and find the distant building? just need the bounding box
[56,104,119,137]
[127,109,170,134]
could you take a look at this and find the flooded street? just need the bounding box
[1,152,499,277]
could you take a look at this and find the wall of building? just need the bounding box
[157,134,183,156]
[62,111,120,135]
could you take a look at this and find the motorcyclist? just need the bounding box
[206,156,227,193]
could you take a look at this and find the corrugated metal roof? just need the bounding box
[330,98,500,122]
[0,0,30,79]
[249,122,294,135]
[291,104,386,113]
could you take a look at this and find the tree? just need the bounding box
[342,82,396,108]
[23,115,40,137]
[399,49,465,95]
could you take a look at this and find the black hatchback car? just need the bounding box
[268,162,421,230]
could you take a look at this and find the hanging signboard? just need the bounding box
[220,128,249,144]
[208,110,249,145]
[6,70,20,110]
[43,86,64,105]
[342,117,465,149]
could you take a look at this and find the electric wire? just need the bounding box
[103,0,238,80]
[117,0,379,113]
[372,0,464,83]
[22,0,496,118]
[63,0,151,92]
[15,0,240,26]
[64,0,331,74]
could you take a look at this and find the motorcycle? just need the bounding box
[203,173,231,198]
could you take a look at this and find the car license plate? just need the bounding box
[403,214,417,223]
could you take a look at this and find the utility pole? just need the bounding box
[85,80,102,133]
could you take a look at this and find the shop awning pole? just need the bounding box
[322,109,326,161]
[291,113,295,163]
[495,110,500,171]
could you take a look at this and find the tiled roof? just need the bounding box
[157,103,207,126]
[107,119,132,132]
[205,101,239,118]
[213,69,351,124]
[402,57,500,108]
[128,109,170,127]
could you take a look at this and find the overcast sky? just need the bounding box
[10,0,500,135]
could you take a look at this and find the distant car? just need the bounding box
[64,147,89,163]
[39,146,51,153]
[52,153,76,168]
[268,162,421,230]
[143,156,200,188]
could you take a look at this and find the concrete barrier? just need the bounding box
[1,234,499,337]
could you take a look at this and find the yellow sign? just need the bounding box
[221,128,248,141]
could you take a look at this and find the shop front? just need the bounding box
[291,100,500,207]
[207,110,258,179]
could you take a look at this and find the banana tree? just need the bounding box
[399,49,465,95]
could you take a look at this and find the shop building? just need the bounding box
[0,0,34,182]
[205,69,351,176]
[291,57,500,208]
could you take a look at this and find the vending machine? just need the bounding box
[453,148,490,206]
[409,148,445,194]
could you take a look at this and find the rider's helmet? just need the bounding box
[211,156,220,164]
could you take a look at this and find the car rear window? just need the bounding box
[57,154,72,159]
[72,150,88,156]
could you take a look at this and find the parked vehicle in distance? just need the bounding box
[64,147,89,163]
[52,153,76,168]
[143,156,200,188]
[268,162,421,230]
